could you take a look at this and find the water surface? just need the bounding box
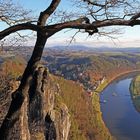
[100,77,140,140]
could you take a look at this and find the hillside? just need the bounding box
[53,76,111,140]
[44,51,140,92]
[0,54,112,140]
[130,75,140,112]
[1,49,140,140]
[0,55,26,127]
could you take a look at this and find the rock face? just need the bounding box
[0,66,71,140]
[28,66,71,140]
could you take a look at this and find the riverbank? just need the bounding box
[92,69,140,140]
[130,75,140,112]
[100,77,140,140]
[97,69,140,92]
[92,92,113,140]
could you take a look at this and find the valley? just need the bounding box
[0,46,140,140]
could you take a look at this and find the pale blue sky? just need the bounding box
[14,0,72,15]
[2,0,140,47]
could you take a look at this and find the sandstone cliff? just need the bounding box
[0,66,71,140]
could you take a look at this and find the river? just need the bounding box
[100,76,140,140]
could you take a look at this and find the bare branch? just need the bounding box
[38,0,61,26]
[46,17,98,35]
[83,0,105,7]
[92,19,140,27]
[0,23,40,40]
[69,29,80,45]
[45,17,140,37]
[0,0,32,26]
[131,12,140,20]
[1,16,140,41]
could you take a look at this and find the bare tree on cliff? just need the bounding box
[0,0,140,139]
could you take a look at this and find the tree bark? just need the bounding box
[0,32,47,140]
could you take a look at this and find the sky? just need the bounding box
[2,0,140,48]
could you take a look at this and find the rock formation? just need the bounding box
[0,65,71,140]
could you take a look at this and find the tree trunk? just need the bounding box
[0,32,47,140]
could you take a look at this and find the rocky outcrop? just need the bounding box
[54,103,71,140]
[28,66,71,140]
[0,65,71,140]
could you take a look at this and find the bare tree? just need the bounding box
[0,0,32,25]
[0,0,140,139]
[0,0,33,48]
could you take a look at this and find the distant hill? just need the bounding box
[1,45,140,58]
[47,45,93,52]
[46,45,140,53]
[43,50,140,92]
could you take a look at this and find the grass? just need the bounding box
[92,80,113,140]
